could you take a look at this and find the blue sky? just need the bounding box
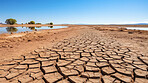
[0,0,148,24]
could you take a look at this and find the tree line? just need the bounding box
[5,18,53,25]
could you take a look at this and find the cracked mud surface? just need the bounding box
[0,27,148,83]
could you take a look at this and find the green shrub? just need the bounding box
[28,21,35,24]
[5,18,17,25]
[36,23,41,24]
[50,22,53,25]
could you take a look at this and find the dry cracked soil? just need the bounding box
[0,26,148,83]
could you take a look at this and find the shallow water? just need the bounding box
[126,27,148,31]
[0,26,67,34]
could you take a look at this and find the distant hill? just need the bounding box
[134,23,148,25]
[73,23,148,25]
[108,23,148,25]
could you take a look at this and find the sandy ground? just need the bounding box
[0,26,77,62]
[0,25,148,82]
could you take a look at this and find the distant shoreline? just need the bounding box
[0,24,69,27]
[0,24,148,27]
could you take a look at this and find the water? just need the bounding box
[126,27,148,31]
[0,26,67,34]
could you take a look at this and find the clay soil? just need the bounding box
[0,25,148,82]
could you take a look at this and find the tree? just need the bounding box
[28,21,35,24]
[50,22,53,25]
[5,18,17,25]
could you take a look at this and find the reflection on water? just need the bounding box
[126,27,148,31]
[6,27,18,33]
[49,26,53,28]
[0,26,67,34]
[36,26,41,28]
[28,27,36,30]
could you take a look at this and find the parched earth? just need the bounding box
[0,26,148,83]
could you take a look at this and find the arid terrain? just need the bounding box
[0,25,148,83]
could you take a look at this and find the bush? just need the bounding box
[36,23,41,24]
[28,21,35,24]
[5,18,17,25]
[50,22,53,25]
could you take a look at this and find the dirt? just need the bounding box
[0,25,148,82]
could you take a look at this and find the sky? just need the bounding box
[0,0,148,24]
